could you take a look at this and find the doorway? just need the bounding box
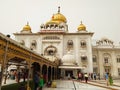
[65,70,73,77]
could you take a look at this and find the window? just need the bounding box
[67,40,73,49]
[116,56,120,63]
[30,40,37,49]
[81,55,87,61]
[80,40,86,48]
[93,55,97,62]
[104,57,108,63]
[118,68,120,76]
[48,50,54,55]
[103,53,111,64]
[43,36,60,40]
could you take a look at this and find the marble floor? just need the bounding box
[43,80,110,90]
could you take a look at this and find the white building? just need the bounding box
[14,7,120,79]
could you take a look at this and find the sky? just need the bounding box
[0,0,120,44]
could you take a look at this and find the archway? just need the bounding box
[48,66,51,81]
[52,67,55,80]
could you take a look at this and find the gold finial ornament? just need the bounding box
[22,22,31,31]
[77,21,86,31]
[58,6,60,13]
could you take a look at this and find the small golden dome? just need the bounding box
[77,21,86,31]
[46,6,67,25]
[22,22,31,31]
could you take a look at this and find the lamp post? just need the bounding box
[0,35,10,90]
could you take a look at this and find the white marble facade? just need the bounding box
[14,7,120,78]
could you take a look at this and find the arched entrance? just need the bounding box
[48,66,51,81]
[52,67,55,80]
[32,62,40,73]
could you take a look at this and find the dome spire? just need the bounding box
[81,21,82,24]
[27,21,29,25]
[58,6,60,13]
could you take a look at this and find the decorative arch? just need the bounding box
[44,45,57,56]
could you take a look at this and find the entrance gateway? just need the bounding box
[59,66,85,79]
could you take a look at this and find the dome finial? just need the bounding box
[27,21,29,25]
[81,21,82,24]
[58,6,60,13]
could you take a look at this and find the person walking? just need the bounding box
[108,74,113,85]
[105,73,109,86]
[84,73,88,83]
[93,73,96,80]
[34,71,40,90]
[37,75,44,90]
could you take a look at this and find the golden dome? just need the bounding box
[46,7,67,25]
[22,22,31,31]
[77,21,86,31]
[52,13,67,23]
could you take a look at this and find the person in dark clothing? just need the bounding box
[33,72,40,90]
[84,73,88,83]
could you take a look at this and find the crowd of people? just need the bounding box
[77,72,100,83]
[76,72,113,86]
[5,69,28,83]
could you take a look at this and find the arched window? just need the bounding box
[80,40,86,48]
[30,40,37,49]
[67,40,73,49]
[104,57,108,63]
[103,53,111,64]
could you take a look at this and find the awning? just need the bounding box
[58,65,85,69]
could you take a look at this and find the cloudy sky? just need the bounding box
[0,0,120,44]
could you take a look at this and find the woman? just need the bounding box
[37,75,44,90]
[109,74,113,85]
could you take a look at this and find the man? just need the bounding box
[34,72,40,90]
